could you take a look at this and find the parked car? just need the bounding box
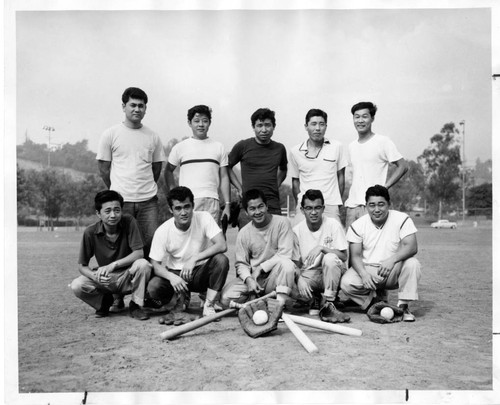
[430,219,457,229]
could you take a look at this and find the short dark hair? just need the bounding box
[251,108,276,127]
[365,184,390,203]
[301,189,325,207]
[351,102,377,118]
[122,87,148,105]
[188,105,212,122]
[167,186,194,208]
[305,109,328,125]
[94,190,124,211]
[242,189,267,210]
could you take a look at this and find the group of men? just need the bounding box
[70,86,422,324]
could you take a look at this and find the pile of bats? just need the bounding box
[160,292,362,353]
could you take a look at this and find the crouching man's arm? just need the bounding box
[349,242,383,291]
[377,234,418,278]
[151,259,189,294]
[180,232,227,281]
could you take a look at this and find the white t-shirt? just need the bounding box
[149,211,222,269]
[97,123,165,202]
[289,138,348,206]
[345,133,403,208]
[168,137,228,200]
[293,216,348,267]
[346,210,417,264]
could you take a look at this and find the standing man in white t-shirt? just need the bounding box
[292,189,350,323]
[147,186,229,323]
[341,185,421,321]
[289,109,347,225]
[97,87,166,312]
[345,102,408,230]
[165,105,231,225]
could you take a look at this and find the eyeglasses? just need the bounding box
[302,205,324,212]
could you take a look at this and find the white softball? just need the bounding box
[380,307,395,321]
[252,310,269,325]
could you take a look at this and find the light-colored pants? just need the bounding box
[71,259,152,310]
[345,205,367,230]
[292,205,341,227]
[194,197,221,225]
[292,253,346,301]
[340,258,422,310]
[220,258,296,306]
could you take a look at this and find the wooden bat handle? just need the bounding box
[229,291,277,309]
[286,314,362,337]
[281,313,319,353]
[160,308,236,340]
[160,291,277,340]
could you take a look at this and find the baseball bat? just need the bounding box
[281,313,319,353]
[160,291,277,340]
[286,314,362,337]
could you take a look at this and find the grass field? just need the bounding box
[11,221,496,404]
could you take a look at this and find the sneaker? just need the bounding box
[129,301,150,321]
[199,299,223,311]
[319,301,350,323]
[109,296,125,313]
[203,302,221,321]
[399,304,415,322]
[95,294,113,318]
[309,294,322,316]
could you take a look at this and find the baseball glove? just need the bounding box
[366,302,404,324]
[238,298,285,338]
[158,311,200,326]
[319,302,351,323]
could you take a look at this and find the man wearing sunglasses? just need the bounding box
[289,109,347,225]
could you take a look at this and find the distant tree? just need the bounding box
[466,183,492,218]
[17,139,98,173]
[31,169,72,230]
[62,174,103,230]
[388,160,425,211]
[472,158,492,186]
[418,123,462,219]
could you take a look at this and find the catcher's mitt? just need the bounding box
[238,298,284,338]
[366,302,404,324]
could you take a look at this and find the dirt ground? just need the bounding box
[12,222,494,404]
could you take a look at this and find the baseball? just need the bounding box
[380,307,395,320]
[252,310,269,325]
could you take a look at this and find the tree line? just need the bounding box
[16,122,492,228]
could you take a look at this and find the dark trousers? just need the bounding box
[147,253,229,305]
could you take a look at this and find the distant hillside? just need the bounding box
[17,158,94,182]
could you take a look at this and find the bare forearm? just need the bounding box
[164,163,177,191]
[98,160,111,189]
[79,264,97,279]
[277,168,287,186]
[228,167,242,194]
[386,159,408,189]
[152,162,163,183]
[220,167,231,203]
[292,178,300,205]
[337,169,345,198]
[152,260,173,280]
[321,246,347,262]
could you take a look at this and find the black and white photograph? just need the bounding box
[3,0,499,404]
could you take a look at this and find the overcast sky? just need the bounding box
[15,7,493,166]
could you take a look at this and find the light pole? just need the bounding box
[43,125,55,167]
[459,120,465,225]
